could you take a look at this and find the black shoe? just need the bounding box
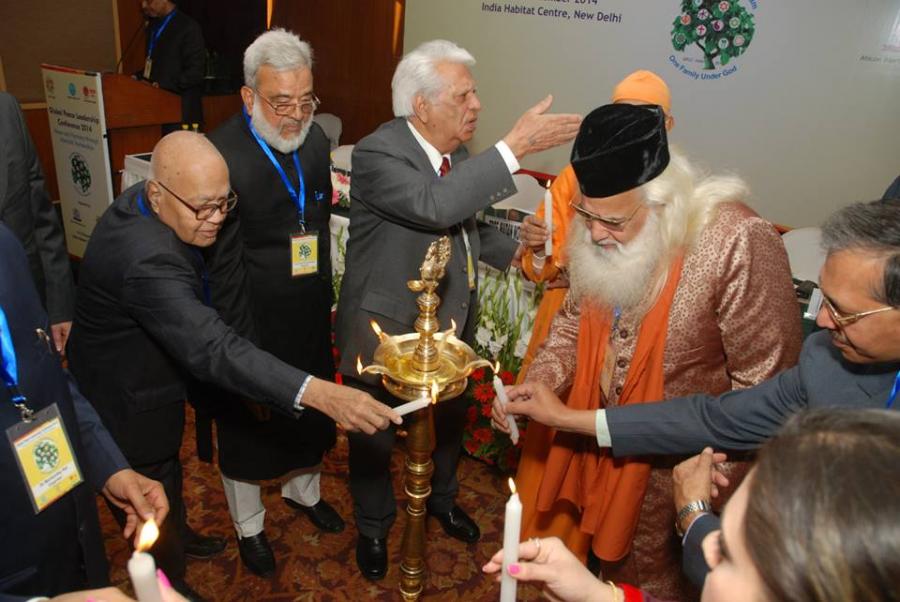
[171,580,208,602]
[184,526,227,559]
[284,498,346,533]
[430,505,481,543]
[237,532,276,577]
[355,535,388,580]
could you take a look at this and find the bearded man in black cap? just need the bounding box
[501,103,802,600]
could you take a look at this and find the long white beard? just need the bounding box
[567,210,667,310]
[251,100,312,153]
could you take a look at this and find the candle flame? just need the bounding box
[493,360,501,375]
[136,518,159,552]
[370,319,384,340]
[356,355,363,375]
[508,478,517,495]
[430,381,439,405]
[450,318,457,333]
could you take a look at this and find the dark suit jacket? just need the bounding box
[68,183,309,466]
[144,10,205,124]
[607,330,898,456]
[0,93,75,324]
[884,175,900,200]
[0,223,127,600]
[335,118,518,380]
[682,513,719,588]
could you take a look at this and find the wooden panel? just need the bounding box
[108,125,163,193]
[22,106,59,200]
[116,0,148,76]
[272,0,403,144]
[202,94,243,132]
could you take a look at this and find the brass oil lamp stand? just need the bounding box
[358,236,491,600]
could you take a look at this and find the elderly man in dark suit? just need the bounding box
[68,131,399,599]
[0,223,168,601]
[494,198,900,582]
[0,92,75,354]
[334,38,581,579]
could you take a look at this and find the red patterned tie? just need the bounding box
[439,156,451,177]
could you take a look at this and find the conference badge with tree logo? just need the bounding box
[672,0,755,70]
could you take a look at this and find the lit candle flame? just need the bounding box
[508,478,517,495]
[450,318,457,333]
[430,381,439,405]
[136,518,159,552]
[356,355,363,375]
[370,319,385,341]
[493,360,501,375]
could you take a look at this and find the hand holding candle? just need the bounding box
[493,362,519,445]
[543,183,553,257]
[500,478,522,602]
[393,381,439,417]
[128,518,163,602]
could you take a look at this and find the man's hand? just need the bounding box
[302,378,401,435]
[102,469,169,543]
[673,447,729,534]
[492,382,566,431]
[503,95,582,159]
[51,320,73,354]
[519,215,549,253]
[50,587,137,601]
[510,244,525,269]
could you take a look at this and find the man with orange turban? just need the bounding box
[509,102,801,600]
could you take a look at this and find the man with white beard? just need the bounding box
[503,103,802,600]
[205,29,343,577]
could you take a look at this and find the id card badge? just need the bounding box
[6,403,83,514]
[143,58,153,79]
[290,231,319,277]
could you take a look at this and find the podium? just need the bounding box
[101,73,180,192]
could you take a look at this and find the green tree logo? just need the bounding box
[70,152,92,196]
[298,244,312,258]
[672,0,755,70]
[34,439,60,473]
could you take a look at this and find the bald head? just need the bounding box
[146,132,232,247]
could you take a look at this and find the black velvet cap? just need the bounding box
[570,103,670,198]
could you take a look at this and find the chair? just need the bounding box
[314,113,342,150]
[331,144,353,173]
[781,227,824,284]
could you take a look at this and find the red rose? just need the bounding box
[473,382,496,403]
[481,402,493,417]
[471,368,486,382]
[500,371,515,385]
[474,428,493,443]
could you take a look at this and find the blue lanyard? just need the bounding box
[242,107,307,227]
[136,191,211,306]
[887,370,900,409]
[147,9,177,58]
[0,306,27,406]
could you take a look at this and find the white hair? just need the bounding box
[243,28,313,88]
[391,40,475,117]
[643,147,749,255]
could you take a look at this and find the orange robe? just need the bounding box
[516,165,592,559]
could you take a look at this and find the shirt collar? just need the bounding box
[406,120,449,175]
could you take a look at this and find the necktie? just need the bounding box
[439,156,451,177]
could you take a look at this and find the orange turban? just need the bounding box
[611,70,671,115]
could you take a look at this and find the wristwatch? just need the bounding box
[675,499,712,537]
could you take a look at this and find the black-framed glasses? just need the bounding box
[255,90,321,117]
[821,295,897,327]
[569,199,643,232]
[155,180,237,220]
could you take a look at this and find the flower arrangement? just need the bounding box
[462,266,541,473]
[330,167,351,208]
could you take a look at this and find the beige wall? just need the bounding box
[1,0,118,102]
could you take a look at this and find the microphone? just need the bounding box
[115,19,149,74]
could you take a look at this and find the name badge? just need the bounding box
[290,231,319,277]
[143,58,153,79]
[6,403,83,513]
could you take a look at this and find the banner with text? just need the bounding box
[41,64,114,259]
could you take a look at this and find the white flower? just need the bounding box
[514,336,529,359]
[475,326,492,348]
[488,340,503,356]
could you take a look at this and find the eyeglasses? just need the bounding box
[569,199,643,232]
[155,180,237,220]
[255,91,321,117]
[821,295,897,327]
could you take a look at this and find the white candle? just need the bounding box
[393,397,431,417]
[493,374,520,445]
[543,186,553,257]
[500,478,522,602]
[128,551,163,602]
